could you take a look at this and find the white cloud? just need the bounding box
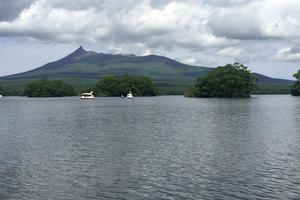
[2,0,300,47]
[0,0,111,43]
[276,46,300,62]
[182,57,198,65]
[217,47,242,57]
[209,0,300,42]
[0,0,300,70]
[0,0,235,50]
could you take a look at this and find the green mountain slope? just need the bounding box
[0,47,294,95]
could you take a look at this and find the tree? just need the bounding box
[94,75,160,96]
[291,69,300,96]
[23,78,76,97]
[293,69,300,80]
[186,63,256,98]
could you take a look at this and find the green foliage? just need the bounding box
[95,75,160,96]
[291,83,300,96]
[291,69,300,96]
[293,69,300,81]
[187,63,257,98]
[0,85,4,94]
[23,78,76,97]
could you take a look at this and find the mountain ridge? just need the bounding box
[1,46,211,79]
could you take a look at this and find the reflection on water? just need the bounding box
[0,95,300,199]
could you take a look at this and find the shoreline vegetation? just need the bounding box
[1,65,299,98]
[20,75,160,97]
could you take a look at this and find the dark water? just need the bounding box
[0,95,300,200]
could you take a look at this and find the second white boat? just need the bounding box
[127,91,133,99]
[81,91,94,99]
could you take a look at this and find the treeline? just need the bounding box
[18,75,159,97]
[1,66,300,98]
[0,85,4,95]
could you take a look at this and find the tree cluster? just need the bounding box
[186,63,256,98]
[0,85,4,95]
[23,79,76,97]
[94,75,159,96]
[291,69,300,96]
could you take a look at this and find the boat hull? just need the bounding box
[80,96,94,99]
[80,91,94,99]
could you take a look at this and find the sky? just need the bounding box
[0,0,300,79]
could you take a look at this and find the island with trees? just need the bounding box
[23,79,76,97]
[291,69,300,96]
[185,63,257,98]
[94,75,160,96]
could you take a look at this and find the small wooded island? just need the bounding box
[94,75,160,96]
[23,79,76,97]
[185,63,256,98]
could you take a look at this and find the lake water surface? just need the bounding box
[0,95,300,199]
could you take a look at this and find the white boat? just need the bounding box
[81,91,94,99]
[127,91,133,99]
[0,94,2,98]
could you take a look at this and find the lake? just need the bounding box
[0,95,300,199]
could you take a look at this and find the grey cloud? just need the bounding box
[208,4,267,40]
[288,46,300,54]
[202,0,260,7]
[150,0,172,8]
[0,0,34,21]
[209,18,267,40]
[208,0,300,42]
[276,46,300,62]
[49,0,140,13]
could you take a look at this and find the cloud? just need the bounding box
[0,0,111,43]
[182,57,198,65]
[1,0,300,67]
[0,0,34,21]
[208,2,264,40]
[209,0,300,42]
[217,47,242,57]
[0,0,234,50]
[203,0,260,7]
[276,46,300,62]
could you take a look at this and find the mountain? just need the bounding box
[0,46,294,95]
